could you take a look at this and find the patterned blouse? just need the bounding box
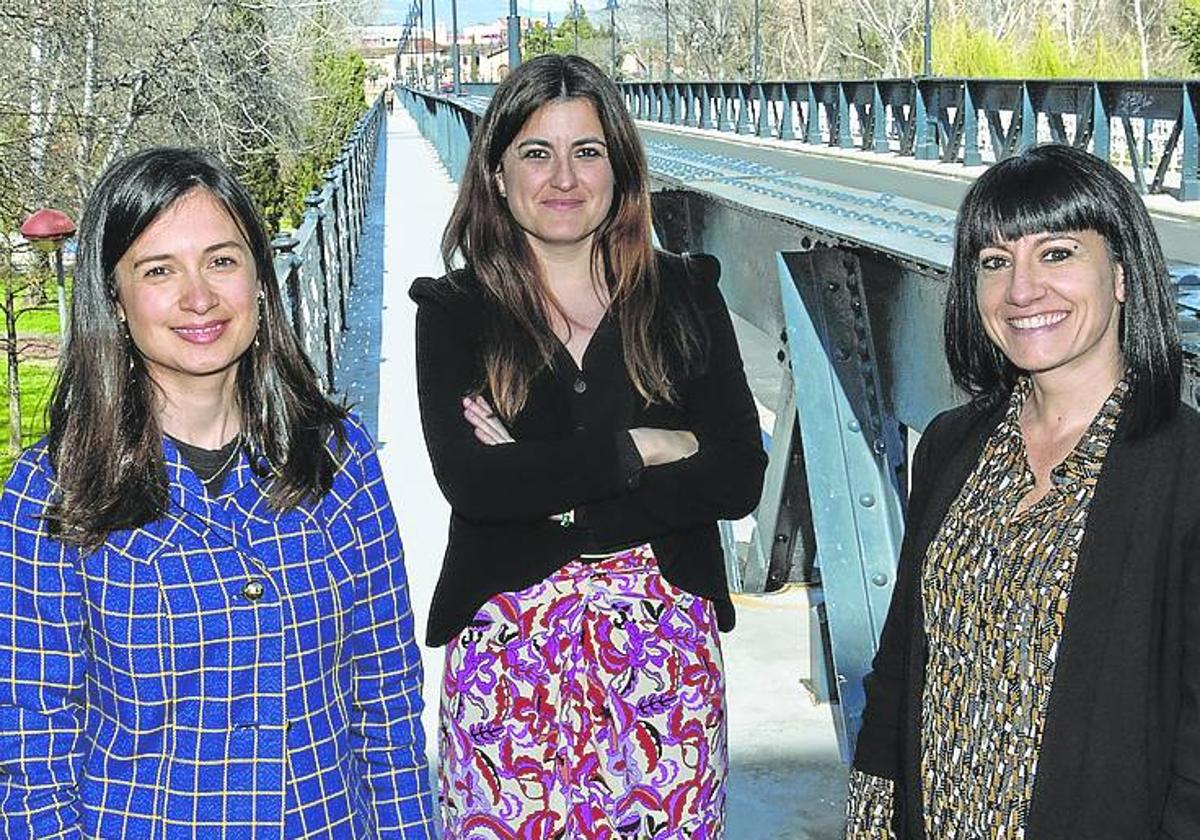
[845,377,1126,839]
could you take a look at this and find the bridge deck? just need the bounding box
[337,107,848,837]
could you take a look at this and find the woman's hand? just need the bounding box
[628,427,699,467]
[462,395,514,445]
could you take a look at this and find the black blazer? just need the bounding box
[852,396,1200,839]
[410,251,767,646]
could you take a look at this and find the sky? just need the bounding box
[375,0,613,28]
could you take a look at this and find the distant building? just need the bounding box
[357,17,545,90]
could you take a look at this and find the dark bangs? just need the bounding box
[956,145,1124,264]
[945,144,1180,437]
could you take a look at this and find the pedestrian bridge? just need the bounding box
[284,82,1200,837]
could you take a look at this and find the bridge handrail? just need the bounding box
[623,77,1200,200]
[409,78,1200,201]
[269,93,386,391]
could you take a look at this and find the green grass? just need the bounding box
[19,304,62,336]
[0,360,57,481]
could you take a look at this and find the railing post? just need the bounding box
[836,83,852,149]
[1017,82,1036,153]
[962,81,981,166]
[805,83,821,143]
[699,83,716,130]
[1092,83,1111,162]
[871,82,888,153]
[914,79,937,160]
[270,231,303,335]
[302,190,336,390]
[756,83,771,137]
[1182,83,1199,200]
[736,83,753,134]
[779,83,797,140]
[717,83,733,132]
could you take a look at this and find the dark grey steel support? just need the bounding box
[1093,83,1111,160]
[962,82,981,166]
[805,84,820,143]
[914,81,936,160]
[699,84,716,129]
[779,83,797,140]
[871,83,888,152]
[778,248,906,759]
[1017,82,1036,153]
[270,232,302,332]
[718,84,733,132]
[1181,84,1198,200]
[756,84,771,137]
[736,84,753,134]
[1123,116,1150,194]
[302,190,337,389]
[836,83,851,148]
[745,371,816,593]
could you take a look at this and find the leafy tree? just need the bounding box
[281,43,367,228]
[522,9,604,60]
[1170,0,1200,71]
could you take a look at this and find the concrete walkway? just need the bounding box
[345,107,848,838]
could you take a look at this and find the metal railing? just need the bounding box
[269,94,386,390]
[624,78,1200,199]
[399,86,479,181]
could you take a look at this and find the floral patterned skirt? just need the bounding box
[438,543,728,839]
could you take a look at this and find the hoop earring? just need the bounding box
[255,289,265,349]
[117,313,135,373]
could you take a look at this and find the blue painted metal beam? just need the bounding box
[778,249,906,758]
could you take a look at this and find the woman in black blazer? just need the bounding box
[411,55,765,838]
[846,144,1199,839]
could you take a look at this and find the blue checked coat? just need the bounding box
[0,417,435,839]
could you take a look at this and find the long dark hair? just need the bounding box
[47,147,347,548]
[441,54,702,420]
[944,143,1180,437]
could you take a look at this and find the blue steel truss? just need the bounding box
[622,78,1200,200]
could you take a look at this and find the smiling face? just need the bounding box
[495,97,615,261]
[975,229,1126,387]
[114,188,260,402]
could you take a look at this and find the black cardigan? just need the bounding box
[852,396,1200,839]
[410,252,767,647]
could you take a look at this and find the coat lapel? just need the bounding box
[1027,417,1146,836]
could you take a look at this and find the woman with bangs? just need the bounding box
[410,54,765,837]
[845,143,1200,839]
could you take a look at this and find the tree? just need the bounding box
[1171,0,1200,71]
[521,9,605,61]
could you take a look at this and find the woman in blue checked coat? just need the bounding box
[0,148,435,838]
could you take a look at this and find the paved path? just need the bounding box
[338,107,848,838]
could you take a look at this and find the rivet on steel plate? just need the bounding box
[859,494,876,507]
